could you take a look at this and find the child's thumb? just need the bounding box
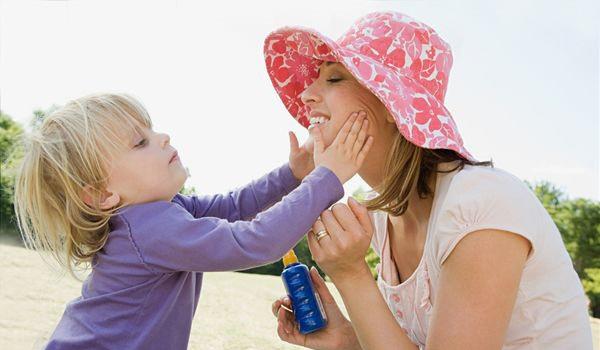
[289,131,300,153]
[310,126,325,155]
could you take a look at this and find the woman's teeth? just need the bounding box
[309,116,328,126]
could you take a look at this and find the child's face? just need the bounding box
[105,127,188,206]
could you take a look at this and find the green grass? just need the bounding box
[0,244,347,350]
[1,243,598,350]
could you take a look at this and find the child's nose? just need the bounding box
[160,133,170,147]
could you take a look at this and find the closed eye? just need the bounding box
[326,78,342,83]
[134,138,147,148]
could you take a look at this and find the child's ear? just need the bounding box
[81,185,120,210]
[98,191,120,210]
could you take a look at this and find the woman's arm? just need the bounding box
[426,229,530,350]
[331,263,419,350]
[308,200,418,350]
[311,201,530,350]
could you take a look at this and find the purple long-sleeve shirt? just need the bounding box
[45,164,343,349]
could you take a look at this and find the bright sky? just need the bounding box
[1,0,598,200]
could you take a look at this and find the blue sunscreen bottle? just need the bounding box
[281,249,327,334]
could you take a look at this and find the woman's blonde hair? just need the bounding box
[14,93,152,275]
[365,131,493,216]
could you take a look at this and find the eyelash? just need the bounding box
[134,139,147,148]
[326,78,342,83]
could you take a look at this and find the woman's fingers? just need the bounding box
[307,224,321,260]
[277,303,294,332]
[272,299,281,317]
[272,296,291,317]
[331,203,363,233]
[347,197,373,236]
[320,210,344,246]
[277,306,306,345]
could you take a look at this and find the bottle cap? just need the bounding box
[282,250,298,267]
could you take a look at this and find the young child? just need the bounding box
[13,93,373,349]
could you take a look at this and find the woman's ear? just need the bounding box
[384,111,395,124]
[81,185,120,210]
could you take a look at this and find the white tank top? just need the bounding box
[368,163,593,349]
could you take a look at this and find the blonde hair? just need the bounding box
[14,93,152,275]
[366,131,493,216]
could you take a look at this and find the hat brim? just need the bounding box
[264,27,475,161]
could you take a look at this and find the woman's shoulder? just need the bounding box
[443,164,539,208]
[449,164,527,191]
[429,164,548,268]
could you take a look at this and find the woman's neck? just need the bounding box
[358,155,437,229]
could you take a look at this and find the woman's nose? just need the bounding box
[300,83,321,106]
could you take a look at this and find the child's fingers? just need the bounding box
[356,136,374,167]
[351,118,369,157]
[344,111,365,146]
[289,131,300,154]
[333,112,358,146]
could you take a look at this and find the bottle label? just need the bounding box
[314,292,327,321]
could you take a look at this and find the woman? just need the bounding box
[265,12,593,349]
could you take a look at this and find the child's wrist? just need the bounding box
[290,164,312,180]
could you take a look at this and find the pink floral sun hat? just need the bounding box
[264,11,475,161]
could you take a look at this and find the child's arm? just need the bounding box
[122,112,372,273]
[121,166,342,273]
[173,132,313,222]
[173,162,300,222]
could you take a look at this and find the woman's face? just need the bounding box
[301,62,395,147]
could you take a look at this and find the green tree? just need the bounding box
[0,111,24,234]
[529,181,600,317]
[352,186,380,278]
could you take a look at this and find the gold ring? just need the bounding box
[314,229,329,242]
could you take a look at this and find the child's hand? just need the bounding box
[289,131,315,180]
[312,111,373,184]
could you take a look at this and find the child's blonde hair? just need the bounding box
[14,93,152,275]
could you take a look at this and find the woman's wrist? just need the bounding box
[329,262,373,292]
[339,320,362,350]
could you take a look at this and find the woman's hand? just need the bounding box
[308,197,374,282]
[288,131,315,180]
[271,266,361,350]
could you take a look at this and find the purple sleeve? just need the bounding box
[173,163,300,222]
[122,166,343,273]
